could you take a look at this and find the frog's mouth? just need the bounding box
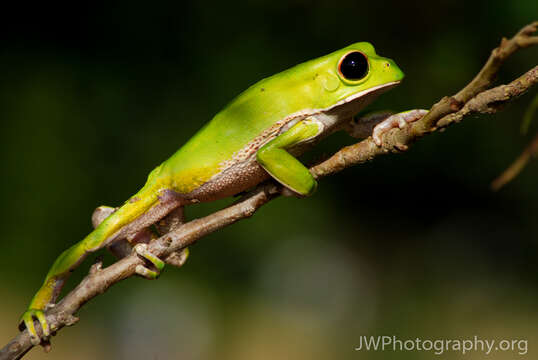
[324,80,401,116]
[338,81,401,107]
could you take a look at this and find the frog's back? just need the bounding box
[160,56,331,195]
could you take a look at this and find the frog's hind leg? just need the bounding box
[92,205,189,280]
[91,206,162,279]
[132,206,189,279]
[21,188,182,344]
[92,206,154,260]
[19,237,99,344]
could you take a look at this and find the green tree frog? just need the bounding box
[20,42,426,344]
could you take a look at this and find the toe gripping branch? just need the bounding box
[19,308,51,346]
[134,243,165,279]
[132,206,189,278]
[92,206,188,279]
[370,109,429,146]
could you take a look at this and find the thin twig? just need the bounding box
[413,21,538,134]
[491,132,538,191]
[1,22,537,360]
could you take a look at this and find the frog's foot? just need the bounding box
[164,247,189,268]
[91,205,117,228]
[372,109,428,146]
[134,243,165,279]
[19,308,50,345]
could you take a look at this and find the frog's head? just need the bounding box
[312,42,404,115]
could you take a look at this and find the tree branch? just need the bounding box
[1,21,537,360]
[311,66,537,178]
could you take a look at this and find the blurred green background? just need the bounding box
[1,1,537,359]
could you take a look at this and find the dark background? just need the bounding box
[1,1,537,359]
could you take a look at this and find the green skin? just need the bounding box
[21,42,407,344]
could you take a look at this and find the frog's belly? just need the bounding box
[182,113,336,203]
[179,117,294,202]
[178,110,336,203]
[184,158,270,202]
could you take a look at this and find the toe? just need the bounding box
[22,312,40,345]
[401,109,428,123]
[372,109,429,146]
[134,244,165,271]
[165,248,189,268]
[372,119,396,146]
[35,311,50,337]
[396,114,408,128]
[135,264,159,279]
[91,206,117,228]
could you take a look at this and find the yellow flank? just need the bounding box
[170,166,217,194]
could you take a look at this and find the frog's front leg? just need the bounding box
[370,109,428,146]
[344,111,395,139]
[256,117,324,196]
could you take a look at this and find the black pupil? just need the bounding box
[340,52,368,80]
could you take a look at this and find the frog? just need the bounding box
[20,42,426,344]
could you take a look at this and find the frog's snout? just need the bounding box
[384,58,405,82]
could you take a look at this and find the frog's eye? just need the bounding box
[338,51,369,81]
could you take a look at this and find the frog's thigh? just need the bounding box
[256,118,323,196]
[92,206,133,259]
[92,205,187,267]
